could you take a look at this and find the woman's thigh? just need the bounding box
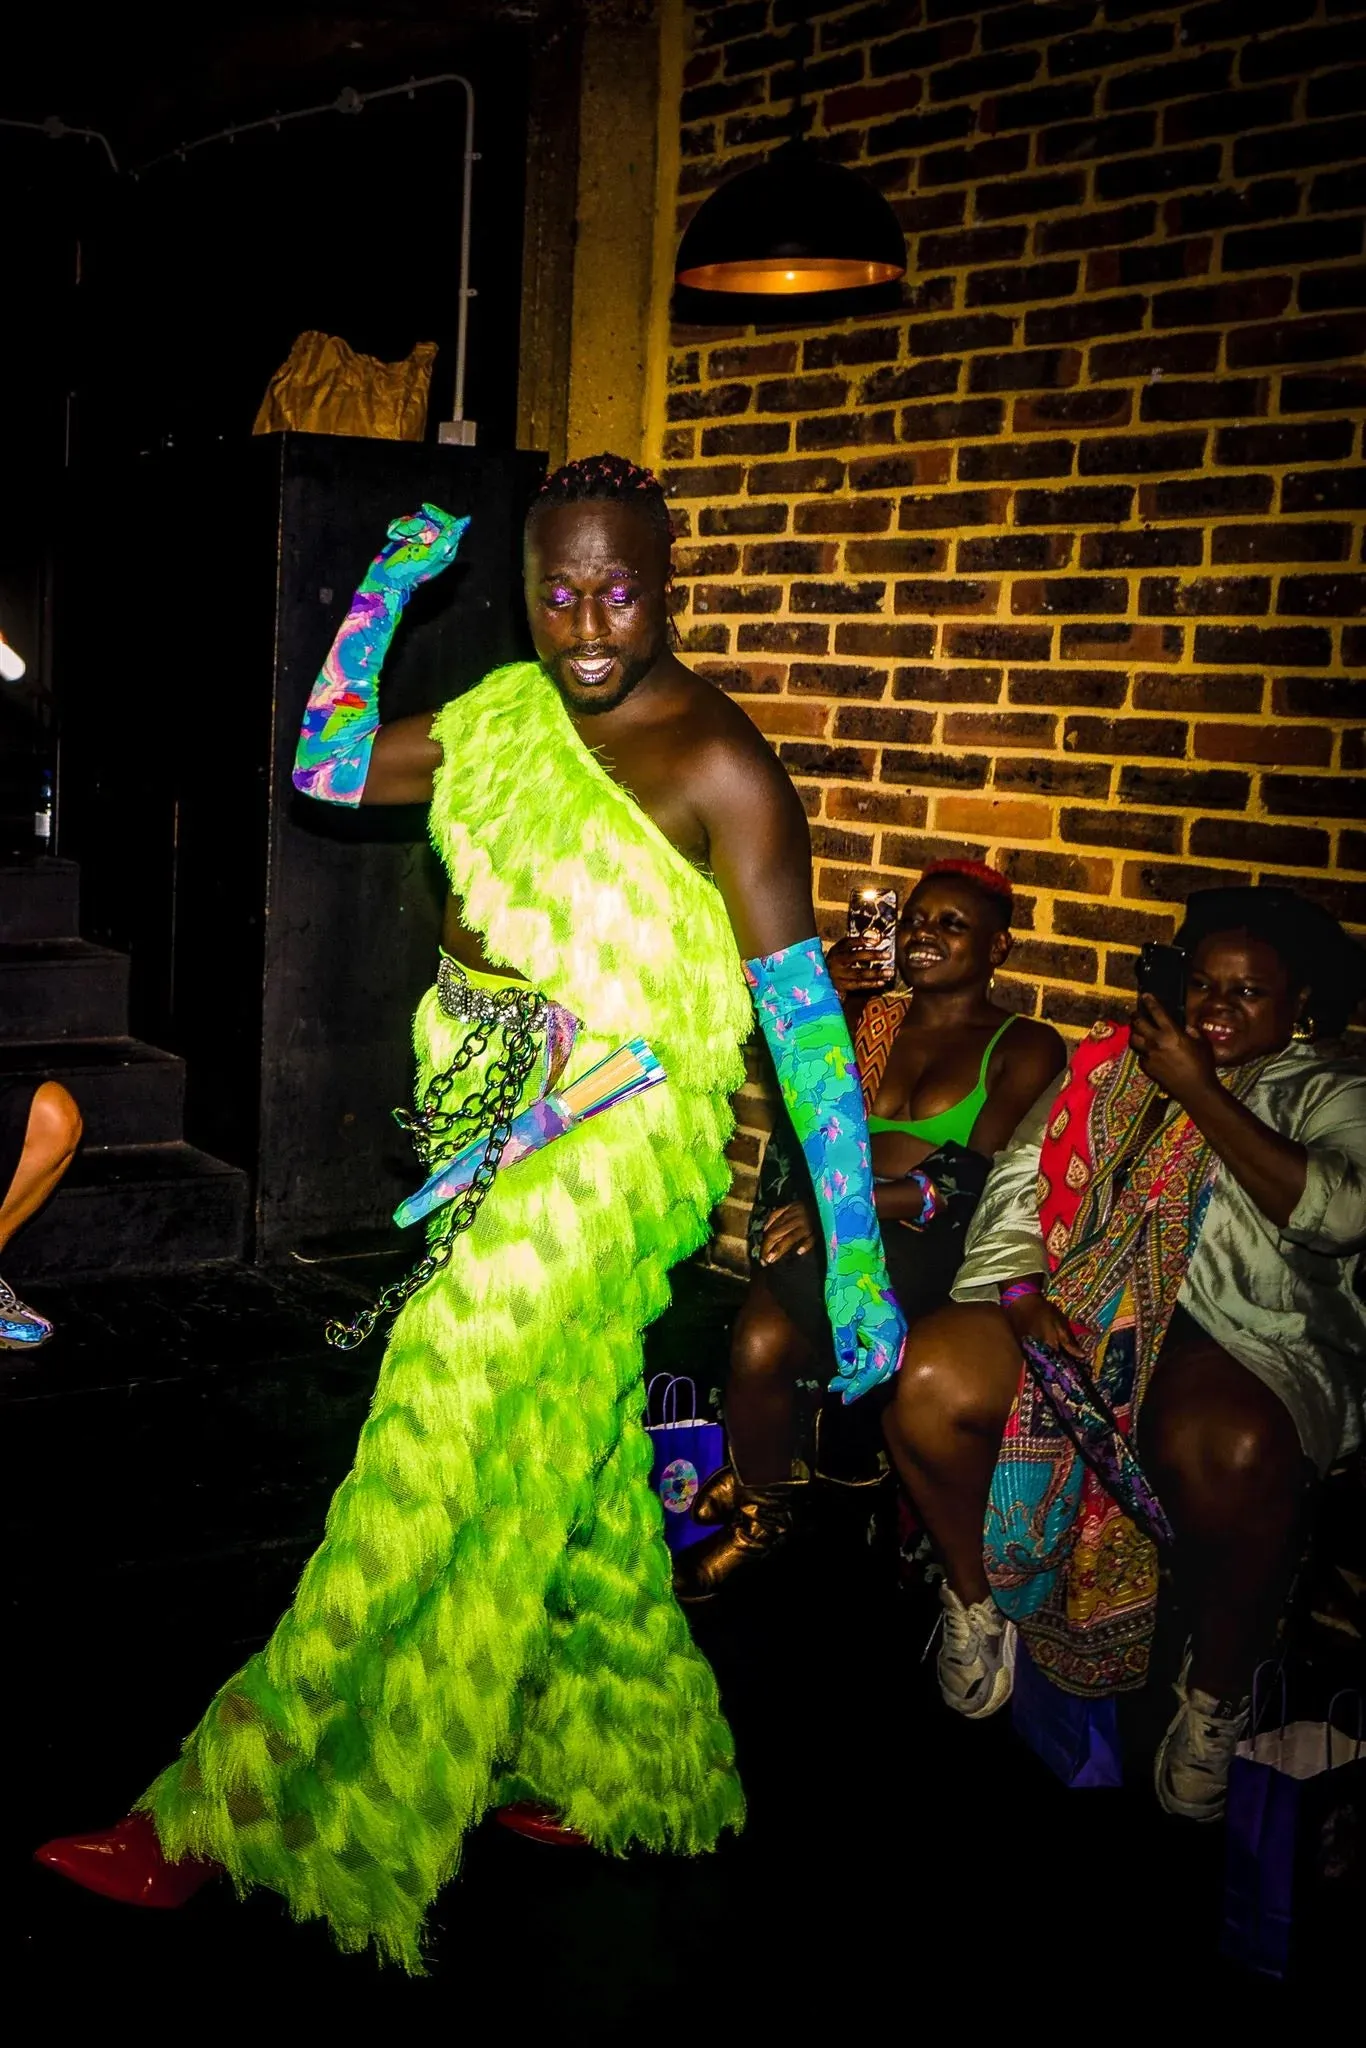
[731,1270,817,1380]
[887,1300,1024,1446]
[1140,1310,1306,1513]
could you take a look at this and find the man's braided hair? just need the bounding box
[528,451,675,547]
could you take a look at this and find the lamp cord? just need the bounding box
[788,3,812,148]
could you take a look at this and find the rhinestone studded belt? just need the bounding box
[437,953,548,1031]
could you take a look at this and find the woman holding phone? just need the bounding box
[883,885,1366,1819]
[674,861,1064,1602]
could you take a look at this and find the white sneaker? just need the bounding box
[1154,1659,1250,1822]
[937,1583,1017,1719]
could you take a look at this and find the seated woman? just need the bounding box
[883,885,1366,1820]
[675,860,1065,1602]
[0,1078,82,1353]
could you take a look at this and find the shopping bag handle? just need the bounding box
[1326,1690,1365,1772]
[645,1374,698,1426]
[1250,1658,1288,1742]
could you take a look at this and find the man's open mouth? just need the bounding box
[566,655,615,686]
[903,946,946,966]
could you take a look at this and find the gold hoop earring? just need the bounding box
[1292,1014,1314,1042]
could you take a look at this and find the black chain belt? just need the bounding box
[325,959,549,1350]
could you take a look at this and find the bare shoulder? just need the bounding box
[995,1013,1067,1079]
[1002,1012,1065,1055]
[677,667,775,750]
[662,667,814,951]
[675,670,802,811]
[971,1011,1068,1153]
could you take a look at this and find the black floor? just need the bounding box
[0,1258,1344,2020]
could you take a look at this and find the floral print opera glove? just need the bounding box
[292,502,469,805]
[746,938,907,1403]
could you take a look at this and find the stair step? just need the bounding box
[0,859,80,942]
[0,939,129,1037]
[6,1143,249,1283]
[0,1038,186,1146]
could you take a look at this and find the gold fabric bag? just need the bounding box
[252,331,437,441]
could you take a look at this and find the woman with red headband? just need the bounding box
[674,860,1065,1602]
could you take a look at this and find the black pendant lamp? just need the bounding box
[674,19,906,299]
[676,141,907,295]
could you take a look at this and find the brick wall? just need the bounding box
[658,0,1366,1267]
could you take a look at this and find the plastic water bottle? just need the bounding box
[33,767,53,852]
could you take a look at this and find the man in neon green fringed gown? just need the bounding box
[37,455,905,1971]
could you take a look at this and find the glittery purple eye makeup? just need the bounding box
[542,579,636,609]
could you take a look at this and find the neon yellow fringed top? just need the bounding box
[427,660,753,1091]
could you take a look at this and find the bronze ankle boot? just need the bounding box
[693,1464,741,1525]
[673,1480,804,1604]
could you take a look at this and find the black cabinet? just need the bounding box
[59,432,545,1255]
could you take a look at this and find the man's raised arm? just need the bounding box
[700,736,906,1405]
[292,504,467,808]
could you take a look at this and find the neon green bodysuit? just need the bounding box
[140,661,753,1971]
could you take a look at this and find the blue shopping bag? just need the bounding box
[1221,1668,1365,1982]
[1012,1643,1123,1789]
[645,1375,725,1554]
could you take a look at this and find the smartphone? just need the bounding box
[1136,941,1187,1028]
[847,887,898,980]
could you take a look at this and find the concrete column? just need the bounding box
[517,0,684,469]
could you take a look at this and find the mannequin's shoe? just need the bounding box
[673,1481,803,1603]
[492,1803,590,1848]
[34,1812,219,1907]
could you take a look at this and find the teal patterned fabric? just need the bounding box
[745,939,906,1402]
[293,504,469,805]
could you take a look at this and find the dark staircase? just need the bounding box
[0,858,248,1281]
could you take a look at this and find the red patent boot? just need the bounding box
[34,1812,220,1908]
[492,1802,591,1849]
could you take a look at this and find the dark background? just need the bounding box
[4,6,536,476]
[2,5,551,1250]
[55,435,544,1253]
[2,4,541,784]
